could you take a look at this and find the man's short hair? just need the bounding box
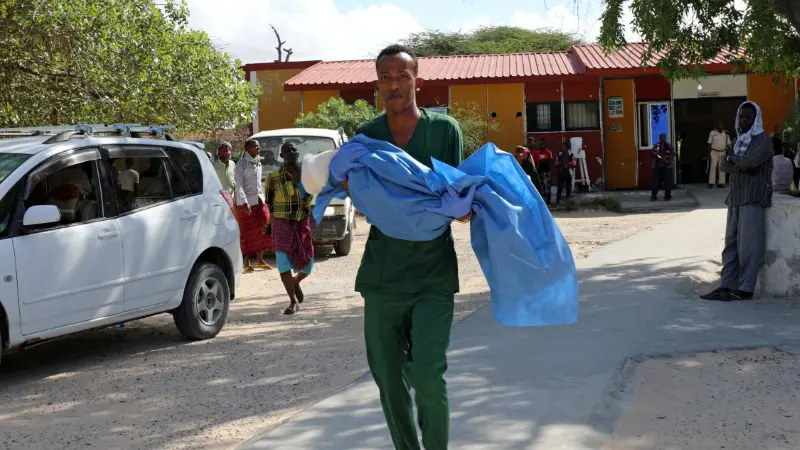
[244,139,258,149]
[376,44,419,75]
[218,141,232,150]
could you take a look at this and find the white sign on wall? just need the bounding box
[673,75,747,99]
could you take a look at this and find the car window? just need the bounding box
[25,159,103,227]
[255,136,337,165]
[109,156,172,214]
[164,147,202,195]
[0,186,18,238]
[0,153,31,184]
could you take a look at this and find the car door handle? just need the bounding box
[181,212,199,222]
[97,230,119,240]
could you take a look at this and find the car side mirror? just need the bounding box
[23,205,62,228]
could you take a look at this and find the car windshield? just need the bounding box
[0,153,30,184]
[255,135,337,166]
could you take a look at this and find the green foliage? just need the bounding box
[599,0,800,79]
[0,0,259,131]
[785,101,800,150]
[405,26,583,56]
[294,97,381,138]
[449,102,499,158]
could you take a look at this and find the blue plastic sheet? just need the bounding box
[314,134,578,326]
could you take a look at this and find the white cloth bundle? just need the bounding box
[301,150,336,196]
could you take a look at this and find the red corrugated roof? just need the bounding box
[284,52,580,90]
[573,43,739,70]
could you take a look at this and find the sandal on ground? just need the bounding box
[699,287,731,301]
[284,303,299,315]
[243,266,254,274]
[252,261,273,271]
[295,284,304,304]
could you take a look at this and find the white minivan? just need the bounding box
[0,127,242,364]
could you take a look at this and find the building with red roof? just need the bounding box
[243,43,798,189]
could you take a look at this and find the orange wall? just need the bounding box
[603,79,637,189]
[450,84,488,142]
[254,68,305,131]
[302,90,339,113]
[748,74,796,134]
[488,83,525,151]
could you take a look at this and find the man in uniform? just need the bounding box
[349,44,465,450]
[707,120,732,188]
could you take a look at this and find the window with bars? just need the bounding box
[565,101,600,131]
[525,102,561,132]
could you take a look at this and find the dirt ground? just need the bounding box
[603,347,800,450]
[0,210,682,450]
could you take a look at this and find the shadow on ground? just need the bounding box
[241,256,800,449]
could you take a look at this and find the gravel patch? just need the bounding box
[603,347,800,450]
[0,210,683,450]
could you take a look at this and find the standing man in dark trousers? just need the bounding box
[701,101,772,302]
[651,133,673,201]
[348,44,465,450]
[555,142,574,205]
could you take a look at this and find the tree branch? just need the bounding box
[775,0,800,36]
[270,24,286,62]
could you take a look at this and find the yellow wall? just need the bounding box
[603,79,637,189]
[255,68,304,131]
[748,74,796,134]
[450,84,488,142]
[487,83,525,152]
[302,90,339,113]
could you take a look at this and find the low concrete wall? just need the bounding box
[758,194,800,297]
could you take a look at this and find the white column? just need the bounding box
[250,71,260,134]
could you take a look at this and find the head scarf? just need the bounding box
[733,100,764,155]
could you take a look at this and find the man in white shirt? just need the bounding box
[118,158,140,192]
[707,121,731,188]
[773,144,793,193]
[117,158,139,211]
[235,139,273,272]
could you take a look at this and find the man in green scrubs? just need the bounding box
[350,44,465,450]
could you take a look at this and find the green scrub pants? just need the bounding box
[364,291,455,450]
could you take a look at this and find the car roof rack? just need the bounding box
[0,124,177,141]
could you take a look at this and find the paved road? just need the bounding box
[241,187,800,449]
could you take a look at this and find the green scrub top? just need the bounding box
[355,109,464,295]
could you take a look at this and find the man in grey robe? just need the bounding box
[700,101,773,301]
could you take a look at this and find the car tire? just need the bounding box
[173,262,230,340]
[333,218,354,257]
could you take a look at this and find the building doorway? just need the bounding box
[673,97,746,184]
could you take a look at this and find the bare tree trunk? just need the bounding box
[270,25,287,62]
[775,0,800,35]
[284,49,293,62]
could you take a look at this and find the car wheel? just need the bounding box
[333,218,354,256]
[173,262,230,340]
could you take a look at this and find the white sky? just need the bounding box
[184,0,641,63]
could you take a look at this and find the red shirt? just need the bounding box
[531,149,553,163]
